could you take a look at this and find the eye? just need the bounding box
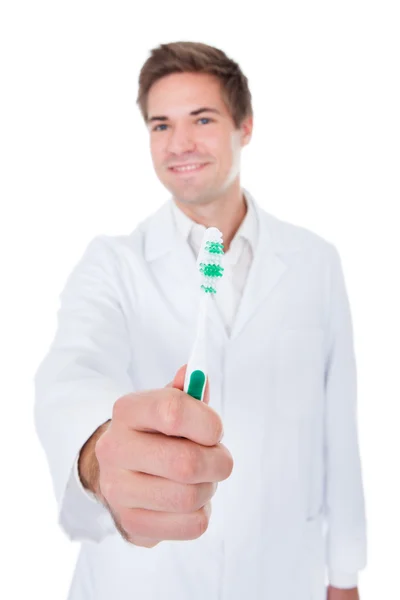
[152,118,213,132]
[153,124,168,132]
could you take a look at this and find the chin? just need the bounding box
[159,181,204,204]
[176,189,216,206]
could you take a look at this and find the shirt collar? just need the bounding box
[171,188,258,261]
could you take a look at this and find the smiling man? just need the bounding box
[34,42,367,600]
[146,69,251,251]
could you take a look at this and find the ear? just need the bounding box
[241,115,253,147]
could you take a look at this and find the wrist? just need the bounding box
[78,420,111,500]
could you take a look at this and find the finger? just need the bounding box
[114,388,222,447]
[166,364,187,390]
[129,536,159,548]
[104,505,160,548]
[108,429,233,484]
[110,469,217,513]
[120,502,212,542]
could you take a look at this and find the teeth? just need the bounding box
[172,164,204,172]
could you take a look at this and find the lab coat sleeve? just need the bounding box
[323,244,367,587]
[33,235,134,543]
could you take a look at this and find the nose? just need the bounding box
[167,124,196,155]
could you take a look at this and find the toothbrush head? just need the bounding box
[197,227,225,294]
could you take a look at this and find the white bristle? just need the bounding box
[196,227,223,264]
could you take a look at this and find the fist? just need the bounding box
[94,365,233,548]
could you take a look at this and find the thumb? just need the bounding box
[166,364,210,405]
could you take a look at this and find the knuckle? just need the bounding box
[94,431,117,464]
[159,389,184,434]
[112,394,129,422]
[94,433,108,463]
[225,450,234,478]
[175,447,200,482]
[219,445,234,480]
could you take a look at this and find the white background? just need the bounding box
[1,1,399,598]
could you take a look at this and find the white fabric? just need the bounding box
[34,188,366,599]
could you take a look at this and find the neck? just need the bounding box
[173,180,247,252]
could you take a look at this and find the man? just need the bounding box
[34,41,367,600]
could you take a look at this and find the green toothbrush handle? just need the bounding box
[186,369,206,401]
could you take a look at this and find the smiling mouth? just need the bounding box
[168,163,210,175]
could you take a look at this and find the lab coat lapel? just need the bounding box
[144,200,227,337]
[230,203,289,340]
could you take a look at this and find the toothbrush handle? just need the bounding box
[184,294,209,401]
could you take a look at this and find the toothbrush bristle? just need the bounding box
[197,227,225,294]
[205,241,224,255]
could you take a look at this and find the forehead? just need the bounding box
[147,72,228,118]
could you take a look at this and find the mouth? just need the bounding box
[168,163,210,176]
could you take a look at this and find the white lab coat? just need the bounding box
[34,189,367,600]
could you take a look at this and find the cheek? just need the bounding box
[150,142,164,168]
[202,133,231,161]
[216,139,234,171]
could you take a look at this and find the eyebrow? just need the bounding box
[147,107,221,124]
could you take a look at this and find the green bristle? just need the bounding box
[205,241,224,255]
[198,232,224,295]
[199,263,224,278]
[200,284,217,294]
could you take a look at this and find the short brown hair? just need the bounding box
[136,41,253,129]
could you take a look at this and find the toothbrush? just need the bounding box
[184,227,225,401]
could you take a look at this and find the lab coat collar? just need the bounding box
[143,188,296,340]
